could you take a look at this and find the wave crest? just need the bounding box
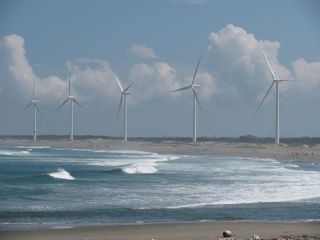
[48,168,75,180]
[0,150,30,157]
[121,165,157,174]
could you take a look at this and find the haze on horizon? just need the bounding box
[0,0,320,138]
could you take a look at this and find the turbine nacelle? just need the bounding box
[192,83,200,89]
[275,78,292,84]
[68,96,76,100]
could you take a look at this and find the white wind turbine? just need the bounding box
[57,71,82,141]
[173,55,202,143]
[113,71,134,142]
[25,79,39,141]
[256,47,294,145]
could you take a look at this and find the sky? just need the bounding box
[0,0,320,138]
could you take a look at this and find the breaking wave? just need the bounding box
[121,165,158,174]
[87,151,179,175]
[0,150,30,157]
[48,168,75,180]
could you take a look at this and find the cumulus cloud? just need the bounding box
[0,34,119,106]
[127,60,216,104]
[0,35,38,102]
[128,44,158,59]
[196,72,217,99]
[0,34,216,108]
[0,34,67,105]
[207,24,293,105]
[128,62,178,100]
[2,28,319,111]
[66,59,117,102]
[292,58,320,91]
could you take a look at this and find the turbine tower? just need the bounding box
[25,79,39,141]
[256,48,292,145]
[113,71,134,142]
[173,55,202,143]
[57,71,82,141]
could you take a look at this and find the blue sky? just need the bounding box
[0,0,320,138]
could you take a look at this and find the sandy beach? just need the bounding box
[1,137,320,161]
[1,222,320,240]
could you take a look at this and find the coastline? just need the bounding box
[1,221,320,240]
[1,138,320,161]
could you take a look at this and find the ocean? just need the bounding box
[0,146,320,230]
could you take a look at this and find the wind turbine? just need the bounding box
[57,71,82,141]
[173,55,202,143]
[113,71,134,142]
[256,48,293,145]
[25,79,39,141]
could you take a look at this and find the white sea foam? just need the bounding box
[29,146,51,149]
[86,150,179,174]
[284,164,300,168]
[122,165,158,174]
[16,146,51,149]
[102,149,154,155]
[141,156,320,209]
[48,168,75,180]
[0,150,30,157]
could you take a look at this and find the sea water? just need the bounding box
[0,146,320,230]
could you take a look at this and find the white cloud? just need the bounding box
[207,24,293,105]
[66,59,117,102]
[0,35,121,107]
[197,72,217,99]
[0,34,66,105]
[127,61,216,103]
[2,29,319,111]
[129,62,178,100]
[0,35,38,102]
[292,58,320,91]
[128,44,158,59]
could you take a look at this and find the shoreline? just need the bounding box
[1,221,320,240]
[1,138,320,161]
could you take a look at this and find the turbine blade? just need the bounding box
[24,102,33,111]
[56,98,69,111]
[255,81,275,113]
[73,99,83,108]
[68,71,72,96]
[32,78,36,100]
[113,71,124,92]
[193,88,202,111]
[124,81,134,92]
[261,47,276,80]
[117,94,124,119]
[35,103,40,112]
[278,79,299,82]
[172,85,191,92]
[191,55,202,85]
